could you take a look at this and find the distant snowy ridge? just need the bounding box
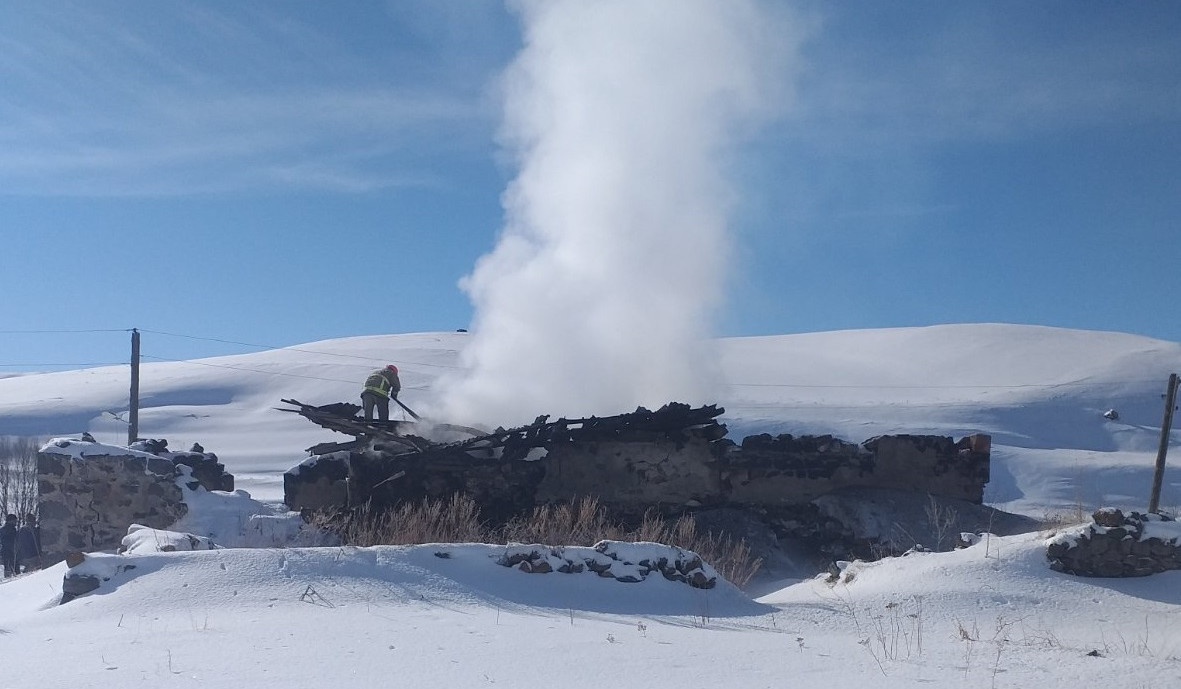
[1,324,1178,511]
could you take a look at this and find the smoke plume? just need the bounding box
[437,0,796,426]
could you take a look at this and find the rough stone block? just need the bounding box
[1092,508,1125,527]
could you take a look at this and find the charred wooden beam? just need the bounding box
[277,399,416,449]
[280,398,728,468]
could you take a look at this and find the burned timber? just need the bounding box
[280,400,992,535]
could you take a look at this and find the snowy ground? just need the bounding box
[1,324,1180,687]
[4,530,1180,688]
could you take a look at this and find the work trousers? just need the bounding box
[361,391,390,421]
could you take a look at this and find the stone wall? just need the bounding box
[346,445,548,524]
[1046,508,1181,577]
[285,427,992,522]
[37,438,234,564]
[863,434,991,503]
[284,450,351,515]
[536,434,723,510]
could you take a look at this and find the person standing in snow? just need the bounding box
[15,513,41,573]
[360,365,401,421]
[0,514,17,577]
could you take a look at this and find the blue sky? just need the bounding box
[2,0,1179,373]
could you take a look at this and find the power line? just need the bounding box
[0,328,131,334]
[0,362,125,368]
[723,400,1048,412]
[137,328,311,351]
[728,383,1025,390]
[0,325,460,373]
[139,355,362,385]
[725,379,1164,390]
[137,328,459,369]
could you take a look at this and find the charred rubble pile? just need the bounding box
[279,400,994,560]
[280,400,729,522]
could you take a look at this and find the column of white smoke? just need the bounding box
[436,0,796,427]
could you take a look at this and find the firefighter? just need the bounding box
[361,364,401,421]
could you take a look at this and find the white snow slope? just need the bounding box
[1,323,1180,688]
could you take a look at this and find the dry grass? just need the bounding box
[318,494,763,587]
[323,493,486,546]
[500,496,621,545]
[1037,504,1090,535]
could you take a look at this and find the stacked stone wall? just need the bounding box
[721,434,871,506]
[38,446,185,563]
[1046,508,1181,577]
[36,438,234,564]
[285,429,992,522]
[346,447,548,524]
[862,434,990,503]
[284,451,350,515]
[536,435,723,511]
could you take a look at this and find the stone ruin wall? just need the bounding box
[285,429,992,522]
[1046,508,1181,577]
[535,435,723,509]
[36,439,233,565]
[723,432,992,508]
[28,418,990,564]
[337,444,548,524]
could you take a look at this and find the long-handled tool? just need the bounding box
[394,397,421,421]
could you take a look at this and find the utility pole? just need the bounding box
[128,328,140,446]
[1148,372,1179,514]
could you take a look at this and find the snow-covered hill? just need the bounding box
[2,324,1181,688]
[2,324,1178,514]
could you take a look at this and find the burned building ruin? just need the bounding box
[281,400,992,533]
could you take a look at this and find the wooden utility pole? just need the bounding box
[1148,372,1179,514]
[128,328,140,446]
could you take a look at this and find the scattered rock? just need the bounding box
[60,573,101,603]
[496,542,717,589]
[1092,507,1125,528]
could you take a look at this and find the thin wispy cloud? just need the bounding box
[738,2,1181,252]
[0,90,474,196]
[266,161,443,195]
[789,3,1181,149]
[0,3,505,196]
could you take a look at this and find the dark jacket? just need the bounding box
[0,522,15,554]
[15,524,39,562]
[362,369,401,399]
